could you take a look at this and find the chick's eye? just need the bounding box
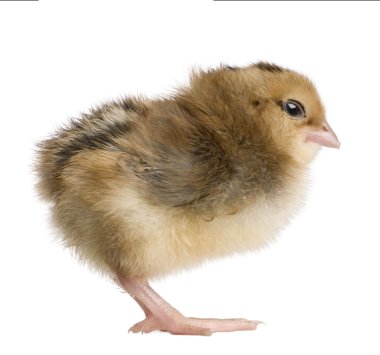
[282,100,305,119]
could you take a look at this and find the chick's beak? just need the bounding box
[306,120,340,149]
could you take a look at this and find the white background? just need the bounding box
[1,0,379,354]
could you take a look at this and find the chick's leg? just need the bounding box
[117,275,261,336]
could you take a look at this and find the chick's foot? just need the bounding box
[129,315,260,335]
[117,275,261,336]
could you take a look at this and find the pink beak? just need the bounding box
[306,120,340,149]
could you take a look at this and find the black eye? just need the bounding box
[282,100,305,119]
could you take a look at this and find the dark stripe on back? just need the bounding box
[255,62,284,73]
[55,119,132,168]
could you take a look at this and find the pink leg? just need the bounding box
[117,275,261,336]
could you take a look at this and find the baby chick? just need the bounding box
[35,62,340,336]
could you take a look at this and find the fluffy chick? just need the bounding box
[35,62,340,335]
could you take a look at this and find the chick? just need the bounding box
[35,62,340,336]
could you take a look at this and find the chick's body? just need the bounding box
[36,63,339,335]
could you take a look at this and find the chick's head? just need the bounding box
[241,63,340,165]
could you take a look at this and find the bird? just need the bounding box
[35,62,340,336]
